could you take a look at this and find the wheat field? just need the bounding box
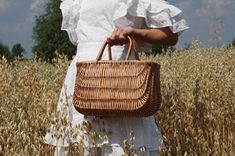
[0,45,234,155]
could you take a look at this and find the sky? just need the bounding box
[0,0,235,57]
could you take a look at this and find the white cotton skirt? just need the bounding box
[44,42,165,155]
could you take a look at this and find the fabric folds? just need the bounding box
[113,0,189,34]
[60,0,82,45]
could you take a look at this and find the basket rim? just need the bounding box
[76,60,160,66]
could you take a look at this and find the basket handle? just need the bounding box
[96,36,140,61]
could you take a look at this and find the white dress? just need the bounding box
[44,0,189,155]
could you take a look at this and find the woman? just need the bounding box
[45,0,189,155]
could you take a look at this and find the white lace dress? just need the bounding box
[44,0,189,155]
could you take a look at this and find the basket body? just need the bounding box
[73,60,161,117]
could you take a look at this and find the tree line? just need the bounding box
[0,0,75,62]
[0,42,25,61]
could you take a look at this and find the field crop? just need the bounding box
[0,46,234,155]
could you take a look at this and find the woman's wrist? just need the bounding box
[131,28,149,40]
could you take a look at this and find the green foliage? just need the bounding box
[0,42,12,61]
[32,0,76,62]
[0,42,27,62]
[150,44,175,56]
[11,43,26,58]
[231,38,235,47]
[226,38,235,49]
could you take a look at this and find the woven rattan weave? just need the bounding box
[73,37,161,117]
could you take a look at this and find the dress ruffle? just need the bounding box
[113,0,189,34]
[60,0,82,45]
[60,0,189,44]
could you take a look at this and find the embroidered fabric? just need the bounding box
[60,0,189,45]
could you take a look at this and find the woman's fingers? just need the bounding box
[107,28,134,46]
[110,29,118,40]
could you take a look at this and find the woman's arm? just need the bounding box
[107,27,178,46]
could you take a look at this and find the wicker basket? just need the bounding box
[73,37,161,117]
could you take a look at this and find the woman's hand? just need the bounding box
[107,27,134,46]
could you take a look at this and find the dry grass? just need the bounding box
[0,45,234,156]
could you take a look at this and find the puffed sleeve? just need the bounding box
[60,0,82,45]
[113,0,189,35]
